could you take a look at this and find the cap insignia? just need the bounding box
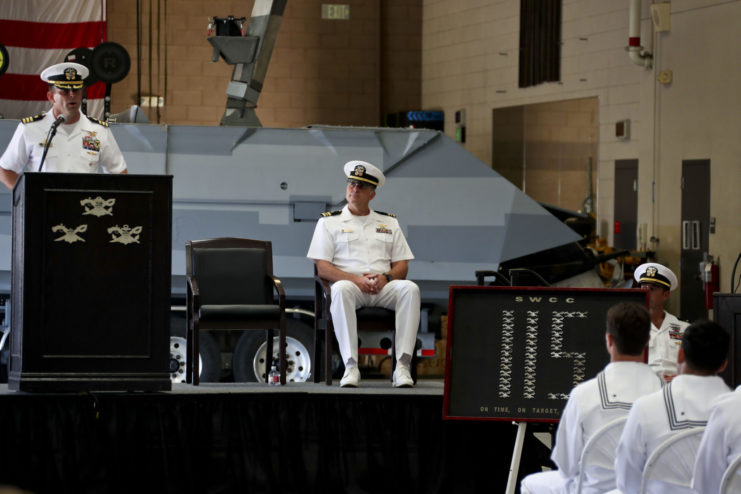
[646,266,657,277]
[64,68,77,80]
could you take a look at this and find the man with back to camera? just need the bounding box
[520,302,664,494]
[0,62,127,190]
[634,262,689,382]
[692,381,741,493]
[307,160,420,388]
[614,319,730,494]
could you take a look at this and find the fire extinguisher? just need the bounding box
[700,254,719,309]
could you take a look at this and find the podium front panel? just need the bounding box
[9,172,172,392]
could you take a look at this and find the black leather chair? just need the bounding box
[313,267,415,385]
[186,238,286,385]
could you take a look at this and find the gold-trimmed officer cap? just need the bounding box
[40,62,89,90]
[634,262,678,291]
[343,160,385,188]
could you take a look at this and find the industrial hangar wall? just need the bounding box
[422,0,741,318]
[107,0,422,128]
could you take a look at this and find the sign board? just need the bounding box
[443,286,648,421]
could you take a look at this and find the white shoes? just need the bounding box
[340,365,360,387]
[340,363,414,387]
[393,364,414,388]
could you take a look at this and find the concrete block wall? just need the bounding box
[422,0,651,235]
[422,0,741,312]
[107,0,421,127]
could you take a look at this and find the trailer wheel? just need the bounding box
[169,331,220,383]
[232,319,314,383]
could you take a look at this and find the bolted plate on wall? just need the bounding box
[91,42,131,84]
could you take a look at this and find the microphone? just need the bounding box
[51,114,67,129]
[38,114,67,172]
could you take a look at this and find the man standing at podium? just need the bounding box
[0,62,127,190]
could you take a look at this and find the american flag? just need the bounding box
[0,0,107,120]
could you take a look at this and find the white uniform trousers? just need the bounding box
[330,279,420,365]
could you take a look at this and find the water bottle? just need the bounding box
[267,364,280,386]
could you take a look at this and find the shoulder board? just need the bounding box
[86,115,109,127]
[375,210,396,218]
[320,210,342,217]
[21,113,45,124]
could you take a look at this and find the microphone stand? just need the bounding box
[37,116,65,172]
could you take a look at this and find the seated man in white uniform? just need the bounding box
[692,383,741,493]
[520,302,664,494]
[307,160,420,388]
[634,262,689,382]
[0,62,128,190]
[614,319,730,494]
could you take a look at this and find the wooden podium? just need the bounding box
[8,172,172,392]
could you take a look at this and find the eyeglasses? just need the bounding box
[347,180,374,190]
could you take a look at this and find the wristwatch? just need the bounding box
[384,273,393,282]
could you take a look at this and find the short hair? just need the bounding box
[606,302,651,356]
[682,319,729,373]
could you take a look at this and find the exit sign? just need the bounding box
[322,4,350,20]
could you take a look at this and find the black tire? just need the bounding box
[232,318,314,383]
[169,331,220,383]
[169,310,221,383]
[197,331,221,382]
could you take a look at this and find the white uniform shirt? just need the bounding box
[648,311,689,378]
[307,205,414,275]
[552,361,664,494]
[0,111,127,175]
[615,374,730,494]
[692,386,741,494]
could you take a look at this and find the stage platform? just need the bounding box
[0,379,446,396]
[0,379,551,494]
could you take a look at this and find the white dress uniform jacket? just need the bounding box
[692,386,741,494]
[0,111,127,175]
[307,205,414,275]
[521,362,664,494]
[648,312,689,379]
[614,374,730,494]
[307,206,419,365]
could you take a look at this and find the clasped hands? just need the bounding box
[354,272,388,294]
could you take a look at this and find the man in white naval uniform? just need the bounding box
[521,302,664,494]
[307,160,420,388]
[0,62,127,190]
[692,385,741,494]
[614,319,730,494]
[634,262,689,382]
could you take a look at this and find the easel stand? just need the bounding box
[506,421,529,494]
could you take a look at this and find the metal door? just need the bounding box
[613,159,638,249]
[680,159,710,322]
